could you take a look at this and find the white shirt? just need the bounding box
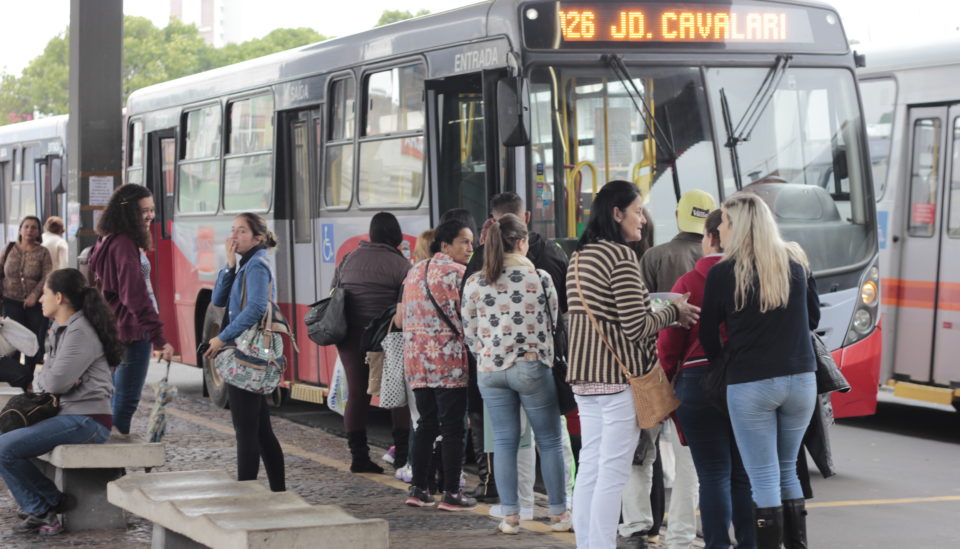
[42,231,69,271]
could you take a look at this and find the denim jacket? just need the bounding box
[212,249,275,344]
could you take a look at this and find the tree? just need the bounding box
[0,17,327,125]
[376,9,431,27]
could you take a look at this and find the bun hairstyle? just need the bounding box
[46,268,125,367]
[98,184,154,251]
[236,212,277,248]
[482,213,528,284]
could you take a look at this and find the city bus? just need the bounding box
[116,0,881,416]
[858,41,960,410]
[0,115,69,244]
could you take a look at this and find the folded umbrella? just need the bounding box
[147,360,178,444]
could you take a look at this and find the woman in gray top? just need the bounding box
[0,268,122,536]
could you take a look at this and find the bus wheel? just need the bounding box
[267,387,287,408]
[201,303,229,409]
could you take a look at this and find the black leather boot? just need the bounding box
[392,429,410,469]
[754,505,784,549]
[347,431,384,474]
[782,499,807,549]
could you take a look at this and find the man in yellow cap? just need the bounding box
[639,189,717,293]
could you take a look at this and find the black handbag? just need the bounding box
[541,279,577,414]
[812,332,851,394]
[304,253,354,346]
[701,347,734,415]
[360,303,399,355]
[0,392,61,433]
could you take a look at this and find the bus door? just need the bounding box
[895,106,960,385]
[427,72,501,225]
[35,154,64,221]
[145,128,180,352]
[283,108,323,391]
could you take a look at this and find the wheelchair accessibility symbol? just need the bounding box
[321,224,335,263]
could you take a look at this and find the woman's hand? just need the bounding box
[392,308,404,330]
[203,337,224,359]
[673,293,701,329]
[24,296,38,308]
[225,237,238,269]
[157,343,175,362]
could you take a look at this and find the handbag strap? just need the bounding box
[540,276,555,336]
[423,258,461,336]
[574,254,634,380]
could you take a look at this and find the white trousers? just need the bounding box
[573,391,641,549]
[663,421,700,549]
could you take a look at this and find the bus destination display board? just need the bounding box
[522,1,848,53]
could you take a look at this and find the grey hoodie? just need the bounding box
[36,311,114,415]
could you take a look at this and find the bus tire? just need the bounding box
[201,302,229,409]
[267,387,287,408]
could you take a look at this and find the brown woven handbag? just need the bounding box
[574,255,680,429]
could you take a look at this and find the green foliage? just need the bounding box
[376,9,431,27]
[0,17,328,126]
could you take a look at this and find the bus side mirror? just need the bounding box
[497,77,530,147]
[51,157,66,194]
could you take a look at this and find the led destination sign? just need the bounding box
[523,1,845,52]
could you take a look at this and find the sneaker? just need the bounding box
[394,464,413,483]
[438,490,477,511]
[16,510,61,535]
[550,511,573,532]
[382,446,396,465]
[498,517,520,534]
[405,485,435,507]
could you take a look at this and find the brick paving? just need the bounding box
[0,385,698,548]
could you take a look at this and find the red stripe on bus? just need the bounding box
[881,278,960,311]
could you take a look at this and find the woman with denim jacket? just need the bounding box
[0,268,122,535]
[204,213,285,492]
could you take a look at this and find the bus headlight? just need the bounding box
[860,280,878,305]
[853,309,873,333]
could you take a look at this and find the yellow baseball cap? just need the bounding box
[677,190,717,235]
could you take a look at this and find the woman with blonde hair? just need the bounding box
[699,193,820,549]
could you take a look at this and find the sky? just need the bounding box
[1,0,959,77]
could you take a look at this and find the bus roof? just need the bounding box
[859,40,960,75]
[0,114,69,146]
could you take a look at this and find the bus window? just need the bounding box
[224,94,274,212]
[128,119,144,185]
[179,105,221,214]
[949,117,960,238]
[20,145,37,217]
[437,86,487,226]
[358,64,425,207]
[13,148,20,182]
[908,118,940,238]
[859,79,896,201]
[325,77,355,208]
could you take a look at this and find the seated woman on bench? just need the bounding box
[0,268,122,536]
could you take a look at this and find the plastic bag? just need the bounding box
[328,357,348,415]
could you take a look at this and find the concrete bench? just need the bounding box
[107,469,389,549]
[33,435,165,531]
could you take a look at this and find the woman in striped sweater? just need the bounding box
[567,180,700,549]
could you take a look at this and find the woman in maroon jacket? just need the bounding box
[88,184,174,435]
[657,209,754,549]
[333,212,412,474]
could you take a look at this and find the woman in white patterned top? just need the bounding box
[461,213,571,535]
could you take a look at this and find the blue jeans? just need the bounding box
[675,366,755,549]
[112,338,153,434]
[478,360,566,516]
[727,372,816,508]
[0,415,109,515]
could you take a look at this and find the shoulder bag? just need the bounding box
[304,253,353,346]
[812,332,851,394]
[574,255,679,429]
[540,277,576,414]
[0,392,60,433]
[378,329,408,409]
[216,268,297,395]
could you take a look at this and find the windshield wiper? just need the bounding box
[722,54,793,190]
[602,54,682,201]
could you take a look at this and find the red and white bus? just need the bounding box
[114,0,881,415]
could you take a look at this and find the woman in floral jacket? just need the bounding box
[400,219,475,511]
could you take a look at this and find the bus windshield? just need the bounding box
[707,67,874,273]
[527,63,874,274]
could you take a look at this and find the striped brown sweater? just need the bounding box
[566,240,680,385]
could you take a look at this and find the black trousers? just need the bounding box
[411,387,468,494]
[227,384,285,492]
[1,298,47,389]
